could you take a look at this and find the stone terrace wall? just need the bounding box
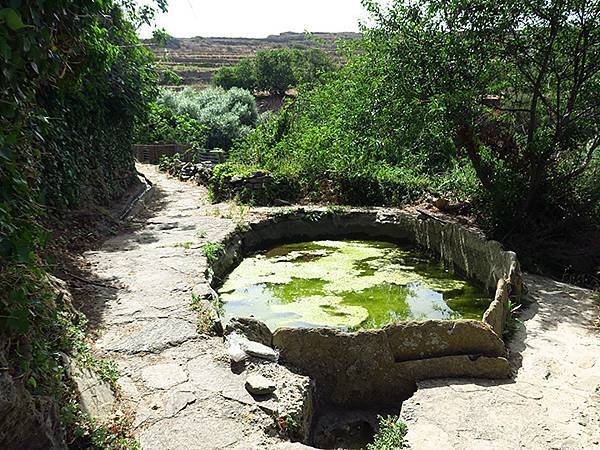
[207,207,524,407]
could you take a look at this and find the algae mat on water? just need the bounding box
[218,240,491,330]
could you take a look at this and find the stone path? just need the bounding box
[86,165,308,450]
[86,164,599,449]
[401,274,600,449]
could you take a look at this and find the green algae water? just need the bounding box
[218,240,491,330]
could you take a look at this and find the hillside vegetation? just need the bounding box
[212,48,336,94]
[150,32,359,86]
[215,0,600,284]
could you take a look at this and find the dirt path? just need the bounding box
[86,164,599,449]
[401,275,600,449]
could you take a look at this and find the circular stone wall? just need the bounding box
[206,207,524,407]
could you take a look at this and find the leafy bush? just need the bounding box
[136,102,207,149]
[212,58,257,91]
[159,87,258,149]
[209,162,298,205]
[212,48,336,94]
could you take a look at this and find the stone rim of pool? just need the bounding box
[202,207,523,409]
[218,239,493,331]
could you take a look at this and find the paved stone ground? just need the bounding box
[401,274,600,449]
[86,164,599,449]
[86,165,308,450]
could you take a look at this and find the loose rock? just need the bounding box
[240,338,279,362]
[245,374,276,395]
[225,317,273,347]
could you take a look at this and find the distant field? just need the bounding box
[148,31,361,86]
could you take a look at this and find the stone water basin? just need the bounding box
[218,240,491,330]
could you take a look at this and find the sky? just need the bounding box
[138,0,370,39]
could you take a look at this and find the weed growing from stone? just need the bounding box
[202,242,225,265]
[503,299,523,342]
[367,416,408,449]
[174,241,194,250]
[190,293,223,334]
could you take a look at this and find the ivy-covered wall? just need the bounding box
[0,1,160,447]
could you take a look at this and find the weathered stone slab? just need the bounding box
[141,363,188,390]
[101,318,198,354]
[383,320,507,360]
[165,390,196,416]
[225,317,273,347]
[483,279,509,336]
[66,358,116,422]
[273,327,394,376]
[273,323,508,407]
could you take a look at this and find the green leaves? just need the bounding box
[212,48,336,94]
[0,8,25,31]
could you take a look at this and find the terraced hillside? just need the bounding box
[149,32,360,86]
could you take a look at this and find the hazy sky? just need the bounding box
[138,0,370,38]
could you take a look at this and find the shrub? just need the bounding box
[158,87,258,150]
[136,102,207,149]
[209,162,298,205]
[212,58,257,91]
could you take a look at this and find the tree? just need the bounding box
[362,0,599,233]
[254,49,297,95]
[213,57,257,90]
[213,48,337,94]
[291,48,336,85]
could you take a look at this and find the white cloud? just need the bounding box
[138,0,370,38]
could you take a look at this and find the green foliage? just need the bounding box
[209,162,298,205]
[367,416,408,450]
[212,58,257,91]
[255,49,298,95]
[202,242,225,265]
[227,0,599,279]
[212,48,336,94]
[159,87,258,149]
[1,0,162,447]
[159,68,183,86]
[158,153,183,173]
[363,0,600,236]
[136,102,207,149]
